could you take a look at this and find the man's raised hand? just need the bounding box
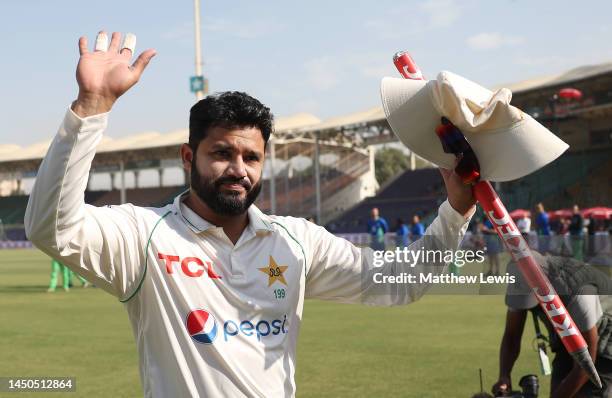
[72,31,156,118]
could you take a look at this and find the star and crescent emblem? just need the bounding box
[258,256,288,286]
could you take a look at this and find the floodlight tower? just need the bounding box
[192,0,207,100]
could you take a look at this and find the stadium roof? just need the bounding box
[300,106,385,133]
[499,61,612,93]
[0,112,322,163]
[2,60,612,166]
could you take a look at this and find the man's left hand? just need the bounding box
[439,166,476,218]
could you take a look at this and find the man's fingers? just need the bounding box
[78,36,89,55]
[108,31,122,52]
[131,49,157,76]
[94,31,109,52]
[120,33,137,57]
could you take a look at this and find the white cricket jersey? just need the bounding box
[25,108,474,397]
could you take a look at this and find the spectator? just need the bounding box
[516,213,531,237]
[367,207,388,250]
[569,204,584,260]
[557,217,572,257]
[559,217,570,235]
[535,203,551,253]
[410,214,425,242]
[47,258,89,292]
[470,219,486,252]
[587,216,595,259]
[481,218,501,276]
[394,218,409,248]
[48,258,70,292]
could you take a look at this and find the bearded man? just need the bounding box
[25,31,475,397]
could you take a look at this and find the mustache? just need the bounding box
[214,176,252,191]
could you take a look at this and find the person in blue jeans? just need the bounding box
[535,202,551,253]
[394,218,409,248]
[367,207,388,250]
[410,214,425,243]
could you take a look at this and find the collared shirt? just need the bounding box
[25,108,473,397]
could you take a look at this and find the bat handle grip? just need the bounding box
[393,51,424,81]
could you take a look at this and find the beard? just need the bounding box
[190,162,262,216]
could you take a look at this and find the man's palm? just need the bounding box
[75,32,156,104]
[77,52,137,100]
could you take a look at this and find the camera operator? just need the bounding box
[492,252,612,398]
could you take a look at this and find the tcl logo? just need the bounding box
[157,252,222,279]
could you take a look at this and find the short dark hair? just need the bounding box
[189,91,274,151]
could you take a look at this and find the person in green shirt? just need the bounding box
[47,258,90,292]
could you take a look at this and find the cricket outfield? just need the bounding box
[0,249,549,397]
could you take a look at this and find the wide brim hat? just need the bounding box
[380,71,569,182]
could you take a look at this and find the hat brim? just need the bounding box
[380,77,569,182]
[380,77,456,170]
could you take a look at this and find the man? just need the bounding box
[48,258,71,292]
[367,207,389,250]
[492,252,612,398]
[394,217,409,248]
[570,204,585,260]
[48,258,90,292]
[25,31,475,397]
[410,214,425,242]
[481,218,501,276]
[535,203,551,254]
[516,213,532,237]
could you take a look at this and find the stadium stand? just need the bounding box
[256,155,370,218]
[87,186,186,207]
[499,149,611,210]
[0,195,28,225]
[326,167,445,233]
[0,186,185,229]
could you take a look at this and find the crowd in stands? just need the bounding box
[334,200,611,269]
[468,202,612,267]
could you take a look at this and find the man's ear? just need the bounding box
[180,143,193,172]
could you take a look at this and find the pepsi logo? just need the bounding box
[186,309,218,344]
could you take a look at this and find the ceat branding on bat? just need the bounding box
[533,290,578,338]
[487,198,530,260]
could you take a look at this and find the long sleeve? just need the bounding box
[304,200,473,305]
[25,108,144,300]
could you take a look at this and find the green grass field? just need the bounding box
[0,249,550,397]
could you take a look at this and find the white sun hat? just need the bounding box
[380,71,569,182]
